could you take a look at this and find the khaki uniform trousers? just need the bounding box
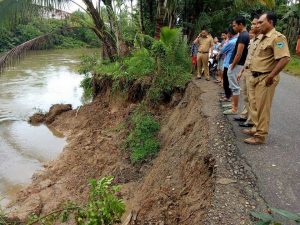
[248,74,279,140]
[197,52,209,79]
[239,69,252,123]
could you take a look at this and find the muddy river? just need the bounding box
[0,49,97,207]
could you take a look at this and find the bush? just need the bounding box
[126,109,160,163]
[124,48,156,78]
[81,27,191,103]
[76,177,125,225]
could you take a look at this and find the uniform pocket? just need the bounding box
[259,44,272,57]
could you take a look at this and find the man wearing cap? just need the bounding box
[243,12,290,144]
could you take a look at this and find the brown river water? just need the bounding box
[0,49,97,207]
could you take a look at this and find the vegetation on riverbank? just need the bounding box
[126,107,160,163]
[79,27,190,103]
[0,13,100,53]
[0,177,125,225]
[284,55,300,76]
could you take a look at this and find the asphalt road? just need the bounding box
[225,72,300,213]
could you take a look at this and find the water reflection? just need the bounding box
[0,49,97,206]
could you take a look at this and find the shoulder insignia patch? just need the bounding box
[276,41,285,48]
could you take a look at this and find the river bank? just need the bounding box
[0,49,98,207]
[5,77,267,224]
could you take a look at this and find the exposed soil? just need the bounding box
[7,80,215,224]
[7,78,266,225]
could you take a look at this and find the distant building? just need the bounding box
[43,8,70,20]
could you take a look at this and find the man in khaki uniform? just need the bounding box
[236,16,260,127]
[193,30,214,80]
[243,12,290,144]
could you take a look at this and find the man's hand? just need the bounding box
[230,64,236,71]
[265,75,274,87]
[237,72,242,82]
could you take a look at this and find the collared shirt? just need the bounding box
[221,35,238,68]
[244,35,261,68]
[196,36,214,52]
[250,28,290,73]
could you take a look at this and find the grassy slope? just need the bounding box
[284,55,300,76]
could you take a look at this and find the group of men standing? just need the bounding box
[193,12,290,145]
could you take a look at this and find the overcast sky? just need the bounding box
[65,0,137,12]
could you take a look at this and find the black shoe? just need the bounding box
[233,116,247,122]
[239,122,254,127]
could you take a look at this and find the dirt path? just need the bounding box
[7,79,267,224]
[194,78,267,224]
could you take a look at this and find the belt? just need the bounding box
[252,71,271,77]
[198,51,209,54]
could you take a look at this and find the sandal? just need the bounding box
[223,109,238,115]
[219,97,231,102]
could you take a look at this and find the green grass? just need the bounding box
[284,55,300,76]
[126,109,160,163]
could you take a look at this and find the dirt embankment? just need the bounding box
[7,80,216,224]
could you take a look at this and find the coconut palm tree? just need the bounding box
[0,0,119,72]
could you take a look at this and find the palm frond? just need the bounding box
[0,0,74,28]
[0,34,51,73]
[0,26,82,74]
[234,0,275,9]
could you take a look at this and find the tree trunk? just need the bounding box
[154,0,166,39]
[82,0,117,61]
[284,15,300,54]
[139,0,145,33]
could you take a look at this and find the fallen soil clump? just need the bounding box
[6,79,266,225]
[29,104,72,125]
[7,81,215,224]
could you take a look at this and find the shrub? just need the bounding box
[80,75,93,100]
[124,48,156,78]
[2,177,125,225]
[76,177,125,225]
[126,109,160,163]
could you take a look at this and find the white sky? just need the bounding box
[65,0,137,13]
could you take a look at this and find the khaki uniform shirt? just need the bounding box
[197,36,213,53]
[250,28,290,73]
[245,35,261,68]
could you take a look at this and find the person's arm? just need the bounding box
[237,67,245,82]
[210,39,214,55]
[193,34,200,44]
[265,35,291,86]
[221,42,231,54]
[265,57,290,86]
[230,43,245,70]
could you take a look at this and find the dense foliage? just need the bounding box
[0,15,100,53]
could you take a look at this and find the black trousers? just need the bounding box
[223,67,232,99]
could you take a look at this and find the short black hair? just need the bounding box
[222,29,229,34]
[265,12,277,27]
[227,26,236,35]
[233,16,246,26]
[252,14,260,20]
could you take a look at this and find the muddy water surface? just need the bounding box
[0,49,97,206]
